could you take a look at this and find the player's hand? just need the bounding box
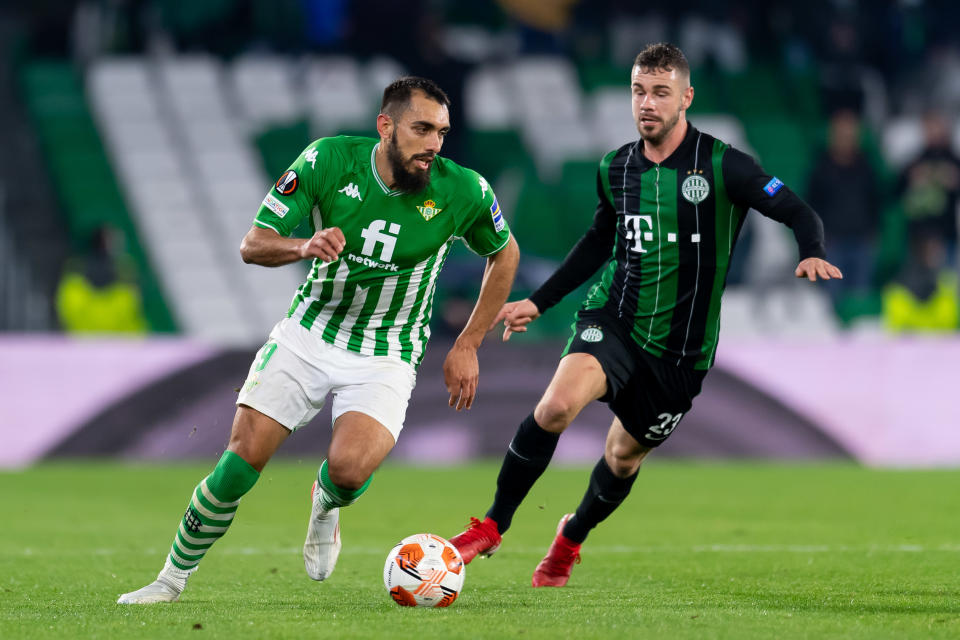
[443,342,479,411]
[299,227,346,262]
[795,257,843,282]
[490,298,541,341]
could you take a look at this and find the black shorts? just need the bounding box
[561,308,707,447]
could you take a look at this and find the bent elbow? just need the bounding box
[239,238,255,264]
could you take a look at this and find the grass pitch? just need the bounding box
[2,460,959,639]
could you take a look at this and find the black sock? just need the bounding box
[562,457,638,544]
[485,412,560,534]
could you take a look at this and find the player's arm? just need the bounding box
[444,234,519,411]
[243,139,344,267]
[493,174,617,340]
[240,225,346,266]
[723,148,843,282]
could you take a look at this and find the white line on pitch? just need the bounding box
[13,544,960,557]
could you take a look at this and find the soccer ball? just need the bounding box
[383,533,465,607]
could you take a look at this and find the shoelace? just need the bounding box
[459,517,491,543]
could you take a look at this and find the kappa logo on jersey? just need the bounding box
[764,177,784,196]
[681,171,710,204]
[417,199,442,221]
[478,176,489,198]
[360,219,401,262]
[490,197,505,232]
[623,214,654,253]
[262,194,289,218]
[304,149,318,169]
[339,183,363,201]
[275,170,299,196]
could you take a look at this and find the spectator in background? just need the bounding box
[347,0,470,160]
[55,225,147,334]
[805,109,880,311]
[883,233,959,332]
[496,0,581,54]
[897,110,960,268]
[301,0,348,51]
[817,16,867,116]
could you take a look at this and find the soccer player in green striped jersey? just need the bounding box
[450,43,843,587]
[118,77,518,604]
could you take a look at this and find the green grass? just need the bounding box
[2,461,959,639]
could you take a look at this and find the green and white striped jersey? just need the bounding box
[254,136,511,368]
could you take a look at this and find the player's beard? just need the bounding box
[638,106,682,146]
[386,131,434,193]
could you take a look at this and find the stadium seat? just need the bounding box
[464,66,516,130]
[510,57,594,176]
[588,87,637,153]
[305,57,370,136]
[882,116,924,169]
[720,284,838,338]
[88,56,303,345]
[230,54,301,129]
[691,114,755,155]
[364,57,406,104]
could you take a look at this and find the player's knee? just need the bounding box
[326,459,371,491]
[534,396,578,433]
[604,446,647,478]
[225,440,270,473]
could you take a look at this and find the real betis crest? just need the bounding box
[416,199,442,221]
[681,171,710,204]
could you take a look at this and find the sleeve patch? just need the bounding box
[275,170,299,196]
[763,177,784,196]
[490,197,505,232]
[262,194,289,218]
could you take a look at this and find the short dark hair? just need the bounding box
[381,76,450,118]
[634,43,690,79]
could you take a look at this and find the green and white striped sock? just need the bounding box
[167,451,260,574]
[315,459,373,511]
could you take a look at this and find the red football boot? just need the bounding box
[449,517,502,564]
[531,513,581,587]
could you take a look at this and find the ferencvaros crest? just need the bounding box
[681,171,710,204]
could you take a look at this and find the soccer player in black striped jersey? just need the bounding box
[450,43,843,587]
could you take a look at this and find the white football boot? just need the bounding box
[117,562,191,604]
[303,480,341,581]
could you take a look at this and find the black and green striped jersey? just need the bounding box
[253,136,511,368]
[530,124,825,371]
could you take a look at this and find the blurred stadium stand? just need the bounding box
[0,0,960,345]
[2,2,960,464]
[5,1,960,340]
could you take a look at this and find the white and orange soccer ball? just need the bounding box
[382,533,465,607]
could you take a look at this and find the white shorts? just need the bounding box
[236,318,417,441]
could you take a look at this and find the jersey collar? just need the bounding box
[370,143,403,197]
[639,124,700,169]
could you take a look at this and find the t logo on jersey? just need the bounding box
[360,219,401,262]
[624,215,654,253]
